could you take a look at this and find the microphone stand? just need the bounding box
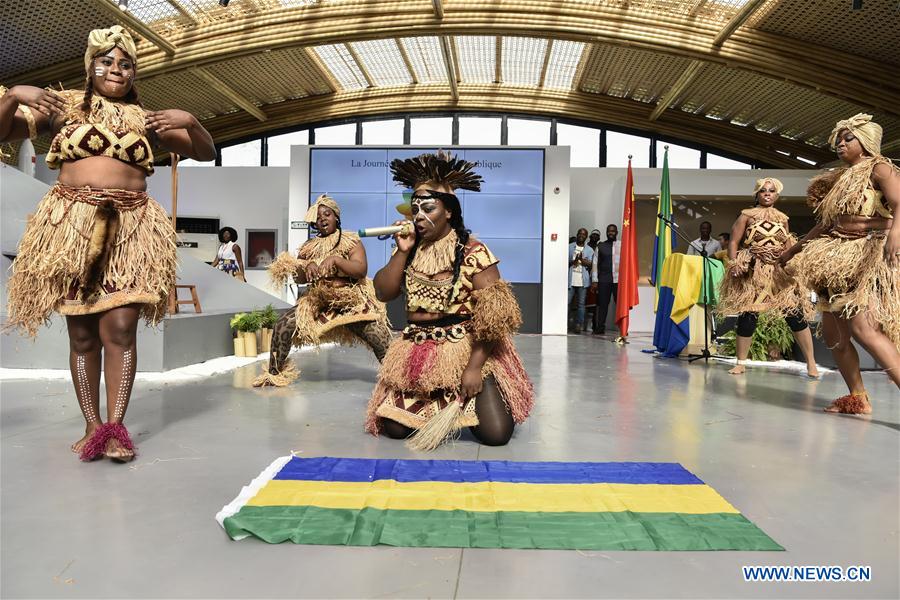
[656,214,725,364]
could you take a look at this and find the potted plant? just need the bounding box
[240,310,262,356]
[258,304,279,353]
[718,312,794,361]
[230,312,247,356]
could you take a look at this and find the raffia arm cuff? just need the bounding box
[19,105,37,139]
[268,251,307,288]
[471,279,522,341]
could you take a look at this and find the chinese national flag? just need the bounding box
[616,159,640,338]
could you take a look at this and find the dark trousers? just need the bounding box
[594,282,617,332]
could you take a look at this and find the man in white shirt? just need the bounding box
[686,221,722,257]
[568,228,594,333]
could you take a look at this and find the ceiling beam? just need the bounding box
[651,0,768,122]
[537,39,554,88]
[165,0,197,25]
[192,67,268,121]
[344,43,375,88]
[303,48,339,93]
[14,3,896,112]
[195,84,832,168]
[396,39,419,84]
[88,0,176,55]
[713,0,769,46]
[439,37,459,101]
[649,60,704,121]
[573,43,594,92]
[432,0,444,20]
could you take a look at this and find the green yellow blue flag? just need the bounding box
[651,147,676,304]
[217,457,782,550]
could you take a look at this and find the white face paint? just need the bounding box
[94,65,107,77]
[412,197,437,229]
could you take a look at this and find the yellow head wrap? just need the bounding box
[84,26,138,74]
[752,177,784,196]
[829,113,882,157]
[304,194,341,223]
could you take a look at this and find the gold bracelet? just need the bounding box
[19,105,37,139]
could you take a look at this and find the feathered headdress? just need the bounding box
[390,150,483,192]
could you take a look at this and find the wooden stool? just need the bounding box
[169,285,202,314]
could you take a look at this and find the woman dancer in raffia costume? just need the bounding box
[717,178,819,377]
[1,26,216,461]
[365,151,534,450]
[781,114,900,414]
[253,194,393,386]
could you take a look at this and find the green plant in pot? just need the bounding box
[718,312,795,361]
[257,304,279,353]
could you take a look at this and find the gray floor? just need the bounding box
[1,334,898,599]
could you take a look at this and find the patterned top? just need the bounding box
[406,241,499,315]
[46,90,153,174]
[740,207,791,264]
[47,122,154,174]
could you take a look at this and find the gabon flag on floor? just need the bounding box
[615,157,640,338]
[217,456,782,551]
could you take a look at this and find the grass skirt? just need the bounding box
[790,233,899,350]
[717,249,814,321]
[292,279,388,347]
[365,332,533,434]
[5,184,177,337]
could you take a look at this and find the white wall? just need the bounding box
[147,166,290,300]
[541,146,570,335]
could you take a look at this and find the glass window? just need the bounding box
[706,152,752,169]
[458,117,501,145]
[557,123,600,167]
[410,117,452,145]
[362,119,404,145]
[314,123,356,145]
[656,141,700,168]
[606,131,650,167]
[267,130,309,166]
[178,157,215,167]
[220,140,261,166]
[507,118,550,146]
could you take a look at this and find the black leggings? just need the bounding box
[380,376,514,446]
[736,312,808,337]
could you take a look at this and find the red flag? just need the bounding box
[615,159,640,338]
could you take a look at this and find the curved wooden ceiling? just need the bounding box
[3,0,899,168]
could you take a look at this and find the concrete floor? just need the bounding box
[1,334,898,599]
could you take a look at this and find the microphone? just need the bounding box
[358,223,413,238]
[657,213,679,227]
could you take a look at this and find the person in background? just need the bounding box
[568,228,594,333]
[584,229,602,330]
[590,224,620,335]
[687,221,723,256]
[714,232,731,262]
[212,226,245,281]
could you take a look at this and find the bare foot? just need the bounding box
[806,364,820,378]
[728,364,746,375]
[71,422,100,454]
[104,437,135,462]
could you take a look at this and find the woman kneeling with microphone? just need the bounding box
[366,151,534,450]
[253,194,393,386]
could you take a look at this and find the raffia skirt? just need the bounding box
[365,321,534,434]
[291,279,389,347]
[5,183,177,337]
[789,231,899,350]
[717,247,815,321]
